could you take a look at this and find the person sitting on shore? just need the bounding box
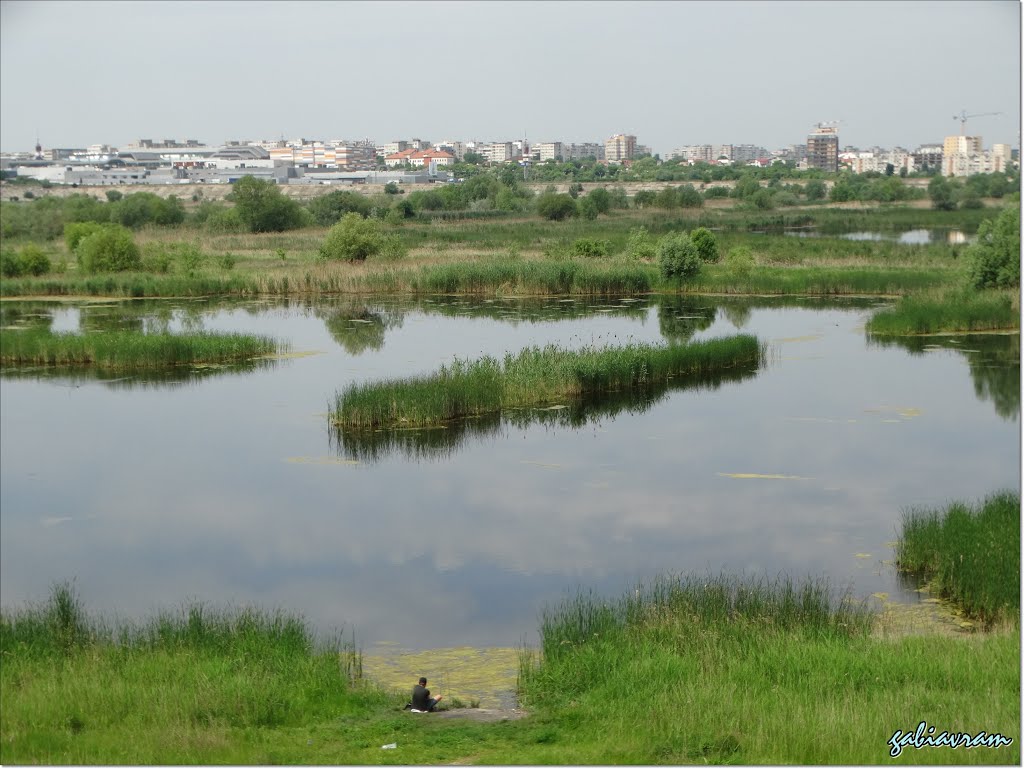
[410,676,443,712]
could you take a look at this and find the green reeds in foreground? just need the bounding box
[866,289,1019,335]
[534,573,874,666]
[518,573,1019,765]
[332,334,764,429]
[0,583,372,764]
[0,328,283,369]
[895,491,1020,626]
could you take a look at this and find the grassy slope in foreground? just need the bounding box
[0,328,282,369]
[515,573,1019,765]
[2,576,1018,765]
[867,289,1020,335]
[895,490,1020,625]
[332,335,764,429]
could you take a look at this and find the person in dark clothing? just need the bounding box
[411,676,443,712]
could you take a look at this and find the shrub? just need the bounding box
[587,187,611,214]
[384,182,401,195]
[633,190,656,208]
[228,176,309,232]
[724,245,756,278]
[105,190,123,203]
[536,192,578,221]
[18,243,52,276]
[804,180,827,201]
[704,185,731,199]
[205,206,245,233]
[571,238,610,257]
[677,184,703,208]
[306,189,372,226]
[657,232,702,282]
[64,221,105,253]
[320,212,386,262]
[626,227,656,261]
[1,248,24,277]
[965,206,1020,289]
[690,227,719,263]
[110,192,185,228]
[578,196,599,220]
[77,225,141,273]
[219,253,237,270]
[140,243,172,274]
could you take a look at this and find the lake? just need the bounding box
[0,295,1018,652]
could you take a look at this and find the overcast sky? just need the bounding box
[1,0,1019,155]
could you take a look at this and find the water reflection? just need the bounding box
[330,363,764,463]
[867,333,1020,420]
[319,306,402,355]
[656,296,717,343]
[784,229,970,245]
[0,359,281,390]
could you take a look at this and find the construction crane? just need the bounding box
[953,110,1002,136]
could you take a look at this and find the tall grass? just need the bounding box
[0,583,371,763]
[866,289,1019,335]
[895,491,1020,626]
[533,573,874,668]
[332,369,761,463]
[515,572,1018,764]
[0,328,282,369]
[332,335,765,429]
[683,265,953,295]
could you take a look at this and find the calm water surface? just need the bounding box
[0,296,1018,650]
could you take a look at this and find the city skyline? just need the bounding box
[1,1,1020,156]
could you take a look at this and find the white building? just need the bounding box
[536,142,566,162]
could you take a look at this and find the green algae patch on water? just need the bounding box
[361,646,520,709]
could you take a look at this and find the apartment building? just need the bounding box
[568,143,604,161]
[806,123,839,173]
[481,142,514,164]
[536,142,566,162]
[604,134,637,163]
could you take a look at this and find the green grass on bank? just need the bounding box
[866,289,1019,335]
[895,491,1020,626]
[515,573,1019,764]
[332,335,765,429]
[0,328,283,369]
[2,575,1019,765]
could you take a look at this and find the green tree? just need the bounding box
[77,224,141,272]
[690,227,719,263]
[677,184,703,208]
[804,179,827,201]
[64,221,105,253]
[633,190,656,208]
[657,232,702,283]
[587,187,611,214]
[928,176,958,211]
[732,175,761,199]
[654,186,679,210]
[105,189,123,203]
[228,176,310,232]
[307,190,371,226]
[536,192,578,221]
[965,206,1020,289]
[578,196,599,220]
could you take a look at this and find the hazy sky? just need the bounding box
[1,1,1020,155]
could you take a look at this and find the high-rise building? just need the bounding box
[604,134,637,163]
[806,123,839,172]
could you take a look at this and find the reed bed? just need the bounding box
[0,328,282,369]
[866,289,1019,335]
[895,491,1020,626]
[685,265,953,295]
[534,573,875,667]
[332,335,765,429]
